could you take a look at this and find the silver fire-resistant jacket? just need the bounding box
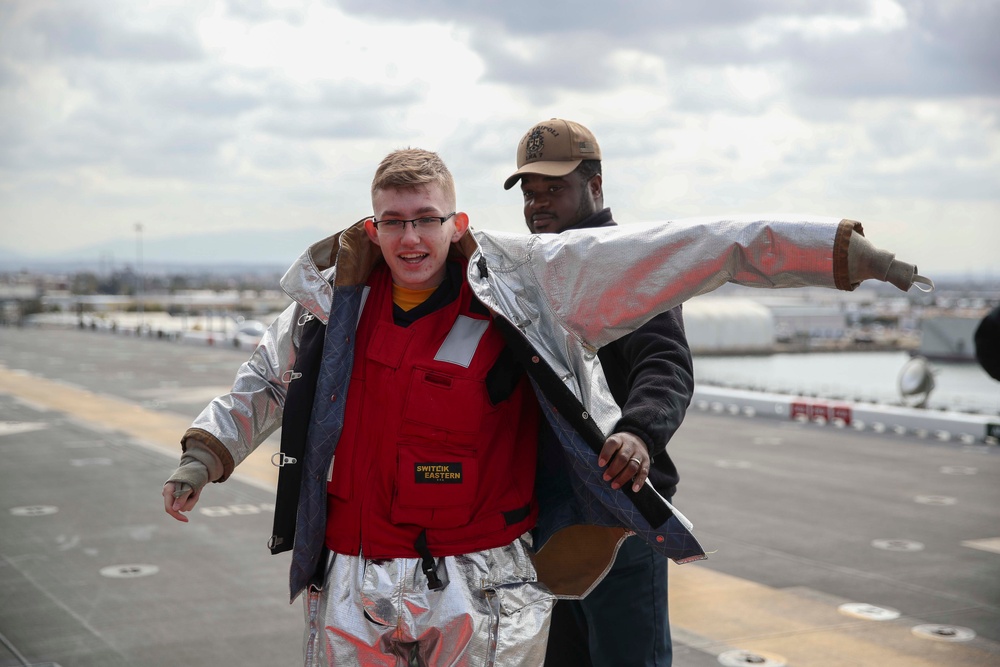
[467,215,857,440]
[184,215,864,600]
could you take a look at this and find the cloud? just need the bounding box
[257,80,424,140]
[773,2,1000,99]
[222,0,312,24]
[0,0,997,276]
[11,0,204,62]
[333,0,999,103]
[333,0,872,37]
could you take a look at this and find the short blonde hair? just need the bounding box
[371,148,456,210]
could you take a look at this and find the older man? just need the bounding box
[505,118,692,667]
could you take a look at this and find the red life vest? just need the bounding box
[324,262,540,559]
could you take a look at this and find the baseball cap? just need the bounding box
[503,118,602,190]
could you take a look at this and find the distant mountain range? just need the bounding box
[0,226,337,274]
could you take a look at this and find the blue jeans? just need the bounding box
[543,535,671,667]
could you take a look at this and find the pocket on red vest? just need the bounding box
[402,368,485,435]
[391,440,478,529]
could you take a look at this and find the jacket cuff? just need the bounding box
[834,219,863,291]
[613,423,661,459]
[181,428,236,482]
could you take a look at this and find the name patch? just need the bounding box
[414,463,463,483]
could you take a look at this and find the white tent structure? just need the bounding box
[681,298,775,354]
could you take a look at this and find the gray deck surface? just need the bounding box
[1,327,997,666]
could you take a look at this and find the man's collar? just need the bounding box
[566,208,615,231]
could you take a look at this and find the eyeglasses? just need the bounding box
[371,212,456,234]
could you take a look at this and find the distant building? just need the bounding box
[683,298,775,354]
[919,314,984,362]
[767,304,846,341]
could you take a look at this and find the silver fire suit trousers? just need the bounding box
[303,536,555,666]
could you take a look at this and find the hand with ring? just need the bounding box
[598,431,650,492]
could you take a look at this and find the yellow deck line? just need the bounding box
[670,564,996,666]
[0,365,277,488]
[962,538,1000,555]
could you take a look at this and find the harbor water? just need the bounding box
[693,351,999,416]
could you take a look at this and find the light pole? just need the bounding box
[135,222,144,334]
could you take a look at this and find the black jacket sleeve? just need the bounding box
[570,208,695,496]
[598,304,694,460]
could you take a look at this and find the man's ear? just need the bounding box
[363,217,381,246]
[589,173,604,203]
[451,212,470,242]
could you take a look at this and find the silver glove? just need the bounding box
[848,232,933,292]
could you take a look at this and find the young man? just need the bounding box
[164,149,555,666]
[163,147,929,667]
[505,118,691,667]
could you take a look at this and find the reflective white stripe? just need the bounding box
[434,315,489,368]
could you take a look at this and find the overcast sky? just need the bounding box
[1,0,997,275]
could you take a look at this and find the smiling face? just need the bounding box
[365,183,469,290]
[520,170,602,234]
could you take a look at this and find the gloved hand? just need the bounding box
[847,232,933,292]
[164,445,222,500]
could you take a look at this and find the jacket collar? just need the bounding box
[280,217,482,322]
[565,207,615,232]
